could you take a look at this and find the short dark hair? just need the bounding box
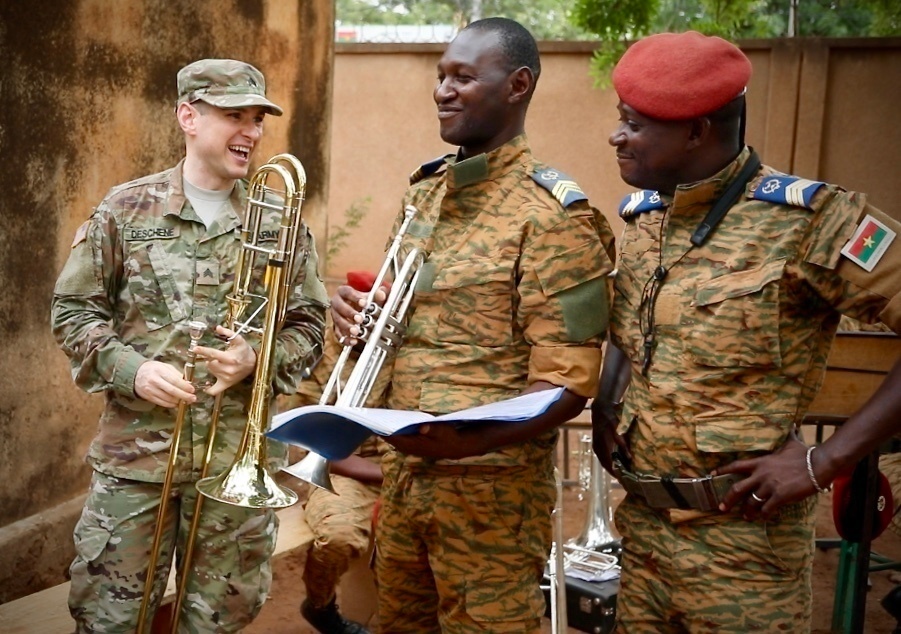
[463,17,541,82]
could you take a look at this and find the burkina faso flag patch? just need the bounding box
[841,214,896,272]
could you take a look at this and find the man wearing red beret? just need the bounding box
[591,30,901,632]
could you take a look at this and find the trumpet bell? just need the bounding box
[282,453,336,494]
[196,452,298,509]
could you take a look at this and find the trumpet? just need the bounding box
[283,205,424,492]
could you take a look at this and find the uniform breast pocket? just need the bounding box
[685,259,786,369]
[430,258,515,347]
[125,241,189,330]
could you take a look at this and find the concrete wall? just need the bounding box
[324,38,901,285]
[1,9,899,602]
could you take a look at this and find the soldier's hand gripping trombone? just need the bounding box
[283,205,424,493]
[137,154,309,633]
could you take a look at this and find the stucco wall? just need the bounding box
[0,0,334,601]
[324,38,901,286]
[1,5,899,602]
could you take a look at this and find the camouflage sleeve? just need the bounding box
[51,204,147,396]
[271,224,328,396]
[519,201,615,397]
[800,188,901,333]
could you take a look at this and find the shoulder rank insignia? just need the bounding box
[619,190,665,218]
[532,168,588,208]
[750,175,825,208]
[409,154,453,185]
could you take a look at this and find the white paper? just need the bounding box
[267,387,566,460]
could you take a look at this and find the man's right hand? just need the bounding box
[134,360,196,408]
[330,284,386,346]
[592,401,630,476]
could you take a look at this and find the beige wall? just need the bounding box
[0,0,335,602]
[1,20,899,602]
[324,38,901,286]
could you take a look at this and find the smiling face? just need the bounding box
[434,28,524,158]
[609,102,697,196]
[179,101,266,190]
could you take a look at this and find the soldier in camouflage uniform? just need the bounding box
[331,18,616,633]
[51,59,328,632]
[590,31,901,632]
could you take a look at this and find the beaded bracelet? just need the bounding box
[806,445,832,493]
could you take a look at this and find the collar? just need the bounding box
[446,134,531,190]
[671,146,753,209]
[166,159,245,234]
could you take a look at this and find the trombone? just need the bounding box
[283,205,424,492]
[136,321,206,633]
[194,153,307,508]
[137,154,309,633]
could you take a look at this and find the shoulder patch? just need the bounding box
[70,220,90,248]
[619,190,665,218]
[531,168,588,208]
[749,175,825,208]
[409,154,453,185]
[840,214,897,272]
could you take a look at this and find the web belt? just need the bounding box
[612,452,746,513]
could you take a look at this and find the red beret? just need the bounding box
[612,31,752,120]
[832,463,894,542]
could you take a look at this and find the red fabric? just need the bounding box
[832,461,893,542]
[346,271,392,293]
[347,271,378,292]
[612,31,752,121]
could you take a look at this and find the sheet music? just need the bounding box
[267,387,566,460]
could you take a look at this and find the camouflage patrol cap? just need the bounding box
[176,58,283,116]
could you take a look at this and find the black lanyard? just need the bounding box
[639,149,762,376]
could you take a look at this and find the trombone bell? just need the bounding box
[196,450,298,509]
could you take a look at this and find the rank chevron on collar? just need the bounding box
[619,190,665,218]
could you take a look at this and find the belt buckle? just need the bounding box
[696,475,720,512]
[636,473,675,509]
[612,454,663,506]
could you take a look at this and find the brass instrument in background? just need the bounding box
[541,436,620,634]
[565,433,622,571]
[283,204,424,493]
[138,155,309,633]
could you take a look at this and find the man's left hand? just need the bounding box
[387,422,485,460]
[714,437,817,520]
[195,325,257,396]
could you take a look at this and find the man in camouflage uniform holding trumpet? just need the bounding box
[591,31,901,633]
[51,59,327,632]
[331,17,616,633]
